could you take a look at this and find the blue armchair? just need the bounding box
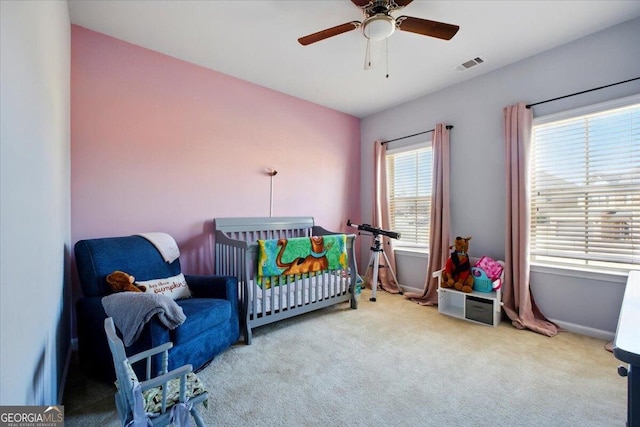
[74,235,239,382]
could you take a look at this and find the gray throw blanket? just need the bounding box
[102,293,186,346]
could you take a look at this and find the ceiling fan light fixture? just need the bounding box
[362,14,395,41]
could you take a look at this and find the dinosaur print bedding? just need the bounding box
[257,235,348,288]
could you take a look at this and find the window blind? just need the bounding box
[531,101,640,270]
[386,146,432,247]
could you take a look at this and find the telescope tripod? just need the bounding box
[366,234,401,302]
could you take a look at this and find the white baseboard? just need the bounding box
[399,285,424,295]
[373,288,615,342]
[548,318,615,342]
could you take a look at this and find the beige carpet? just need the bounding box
[63,290,627,426]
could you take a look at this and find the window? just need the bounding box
[386,143,432,249]
[531,96,640,272]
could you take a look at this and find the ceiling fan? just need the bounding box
[298,0,460,46]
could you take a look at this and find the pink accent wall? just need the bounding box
[71,25,361,277]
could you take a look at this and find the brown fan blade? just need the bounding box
[298,21,360,46]
[351,0,371,7]
[396,16,459,40]
[394,0,414,7]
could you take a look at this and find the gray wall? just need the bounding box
[394,250,428,294]
[361,17,640,339]
[0,1,71,404]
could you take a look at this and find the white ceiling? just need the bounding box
[67,1,640,118]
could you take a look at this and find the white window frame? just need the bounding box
[530,94,640,274]
[385,140,432,252]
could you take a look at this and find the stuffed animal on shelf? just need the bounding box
[441,236,474,293]
[106,270,146,293]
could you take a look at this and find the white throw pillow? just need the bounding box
[137,273,191,300]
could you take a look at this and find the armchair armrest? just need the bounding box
[185,274,237,301]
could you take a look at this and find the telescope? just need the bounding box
[347,219,400,240]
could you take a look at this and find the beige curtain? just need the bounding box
[370,141,402,294]
[503,103,558,337]
[405,124,451,305]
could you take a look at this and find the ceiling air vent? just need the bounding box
[454,56,485,72]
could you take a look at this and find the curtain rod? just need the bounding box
[381,125,454,145]
[525,76,640,109]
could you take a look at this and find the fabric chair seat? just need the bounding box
[143,372,207,414]
[116,365,208,415]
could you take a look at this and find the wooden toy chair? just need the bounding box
[104,317,209,427]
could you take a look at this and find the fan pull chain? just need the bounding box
[366,38,372,68]
[386,37,389,78]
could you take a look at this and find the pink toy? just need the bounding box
[474,256,504,290]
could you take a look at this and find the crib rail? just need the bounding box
[214,216,315,242]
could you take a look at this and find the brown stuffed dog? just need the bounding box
[106,270,146,293]
[441,236,474,293]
